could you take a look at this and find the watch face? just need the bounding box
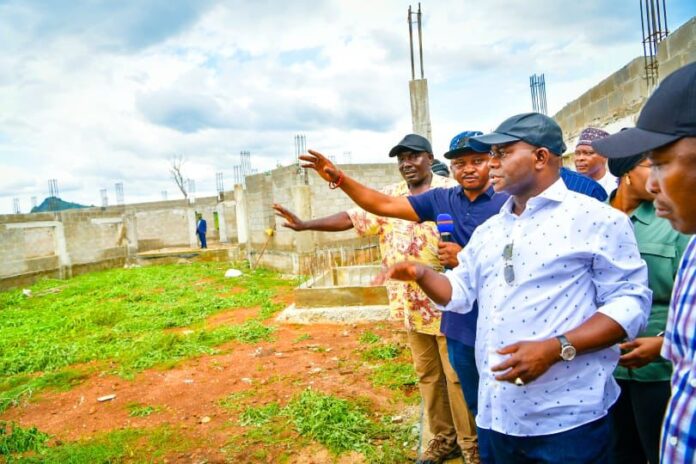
[561,345,577,361]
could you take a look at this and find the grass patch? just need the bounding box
[0,421,49,456]
[359,331,380,345]
[293,333,312,343]
[362,343,402,361]
[218,390,255,412]
[127,403,160,417]
[371,362,418,389]
[258,301,284,320]
[239,402,281,426]
[0,262,291,411]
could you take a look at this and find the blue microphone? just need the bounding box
[436,213,455,243]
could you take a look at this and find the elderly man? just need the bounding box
[592,61,696,464]
[364,113,651,463]
[574,127,617,195]
[274,134,475,464]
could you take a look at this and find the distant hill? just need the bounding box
[31,196,88,213]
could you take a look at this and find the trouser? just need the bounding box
[407,331,477,451]
[197,232,207,248]
[481,416,610,464]
[609,379,670,464]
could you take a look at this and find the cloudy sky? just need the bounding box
[0,0,693,213]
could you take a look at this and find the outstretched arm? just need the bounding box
[373,262,453,306]
[299,149,420,221]
[272,204,353,232]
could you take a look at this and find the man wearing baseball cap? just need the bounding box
[371,112,650,463]
[591,61,696,464]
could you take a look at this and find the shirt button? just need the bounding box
[669,436,678,446]
[690,378,696,388]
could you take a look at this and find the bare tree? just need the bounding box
[169,155,188,199]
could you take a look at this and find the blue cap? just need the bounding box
[443,131,486,159]
[470,113,567,155]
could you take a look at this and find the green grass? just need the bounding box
[127,403,160,417]
[0,262,292,412]
[218,390,255,412]
[0,421,49,456]
[362,343,402,361]
[358,331,381,345]
[370,362,418,389]
[238,402,281,426]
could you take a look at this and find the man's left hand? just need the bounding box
[491,339,559,385]
[437,242,462,269]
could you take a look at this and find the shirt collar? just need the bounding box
[632,200,655,225]
[456,184,496,201]
[501,177,568,215]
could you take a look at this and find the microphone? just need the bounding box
[436,213,455,243]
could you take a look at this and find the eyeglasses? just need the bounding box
[502,242,515,285]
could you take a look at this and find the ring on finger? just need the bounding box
[514,377,525,386]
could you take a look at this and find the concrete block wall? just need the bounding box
[135,208,190,250]
[554,16,695,149]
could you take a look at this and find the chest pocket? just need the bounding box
[639,242,677,304]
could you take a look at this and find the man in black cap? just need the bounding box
[362,112,651,463]
[273,134,475,464]
[591,61,696,464]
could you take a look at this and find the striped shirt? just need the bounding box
[661,236,696,463]
[560,167,608,202]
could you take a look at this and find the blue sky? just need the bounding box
[0,0,693,213]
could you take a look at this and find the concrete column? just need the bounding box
[123,213,139,257]
[409,78,432,142]
[292,185,314,254]
[217,202,228,243]
[53,221,72,279]
[234,185,249,245]
[187,208,198,248]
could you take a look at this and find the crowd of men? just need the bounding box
[276,61,696,463]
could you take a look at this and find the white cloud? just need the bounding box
[0,0,693,213]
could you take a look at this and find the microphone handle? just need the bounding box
[440,232,454,243]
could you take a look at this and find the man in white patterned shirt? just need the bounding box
[374,113,651,463]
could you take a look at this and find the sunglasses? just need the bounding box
[502,242,515,285]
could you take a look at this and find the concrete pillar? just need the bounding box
[53,221,72,279]
[187,208,198,248]
[123,213,139,257]
[217,202,228,243]
[235,185,249,245]
[409,79,432,142]
[292,185,314,254]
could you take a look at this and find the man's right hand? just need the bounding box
[272,204,306,231]
[299,149,342,183]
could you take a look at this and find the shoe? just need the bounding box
[461,445,480,464]
[416,436,462,464]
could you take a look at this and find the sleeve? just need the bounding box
[346,207,382,237]
[593,213,652,339]
[407,188,440,223]
[436,228,483,314]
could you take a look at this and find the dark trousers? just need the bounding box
[197,232,207,248]
[609,379,670,464]
[480,416,609,464]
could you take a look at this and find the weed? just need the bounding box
[218,390,255,411]
[371,362,418,389]
[258,300,283,320]
[359,331,380,345]
[239,402,281,426]
[0,421,49,456]
[127,403,159,417]
[362,343,402,361]
[293,333,312,343]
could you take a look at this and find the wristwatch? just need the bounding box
[557,335,577,361]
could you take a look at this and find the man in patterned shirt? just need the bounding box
[273,134,476,464]
[593,61,696,464]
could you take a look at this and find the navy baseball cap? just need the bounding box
[592,62,696,159]
[443,131,487,159]
[388,133,432,157]
[469,112,567,155]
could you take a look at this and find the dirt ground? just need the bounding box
[3,286,419,463]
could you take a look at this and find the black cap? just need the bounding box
[388,133,432,157]
[443,130,487,159]
[592,62,696,159]
[431,158,450,177]
[469,112,567,155]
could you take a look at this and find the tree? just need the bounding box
[169,155,188,199]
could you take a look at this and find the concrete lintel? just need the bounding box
[90,217,123,225]
[6,221,61,229]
